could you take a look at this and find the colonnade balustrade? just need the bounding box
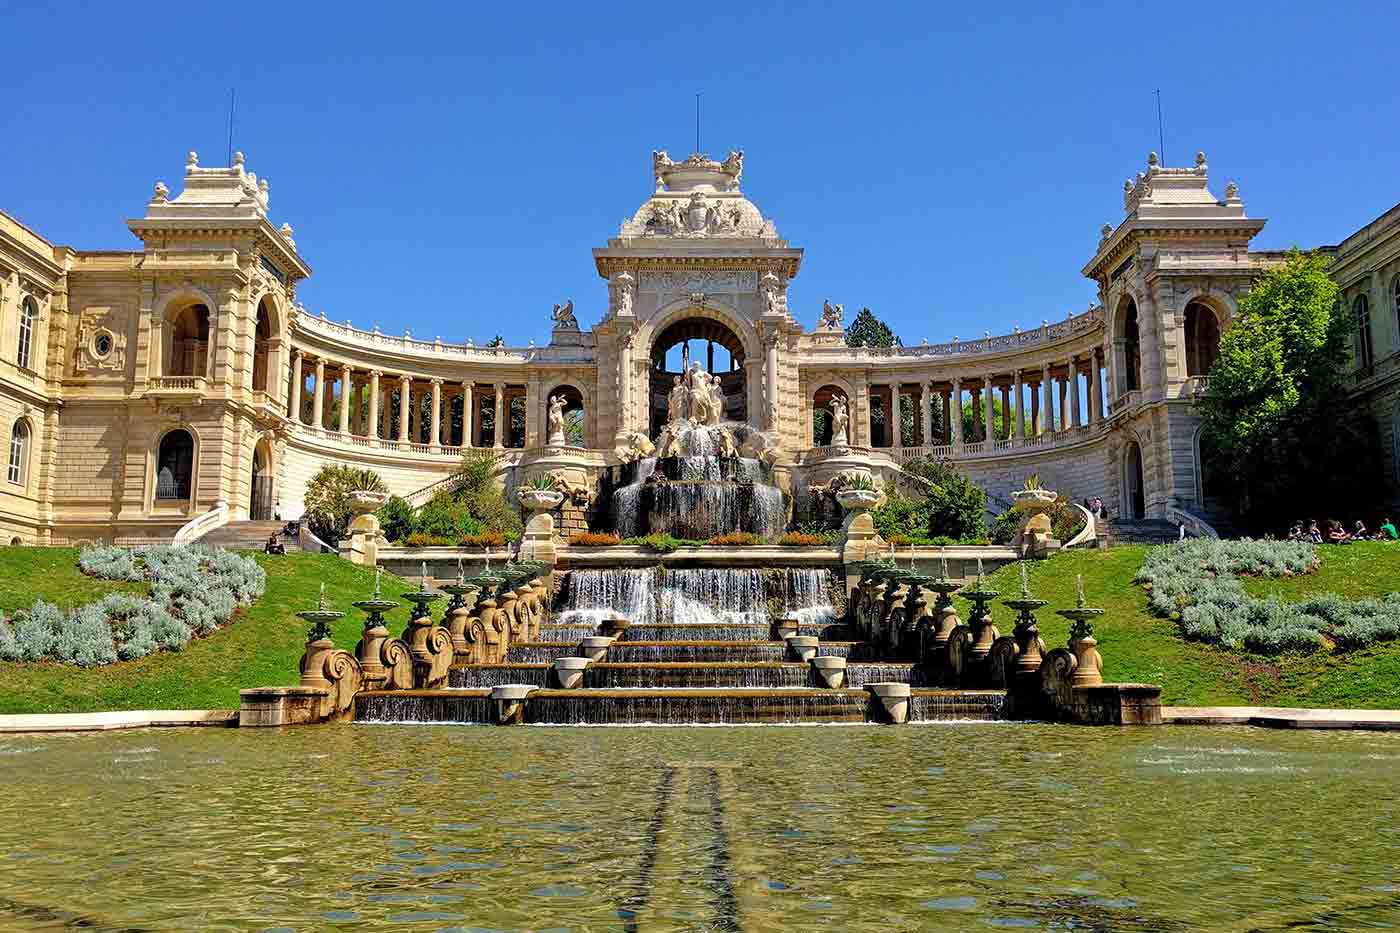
[286,350,528,453]
[809,348,1108,462]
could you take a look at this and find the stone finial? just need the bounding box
[1147,151,1159,168]
[152,181,169,201]
[234,151,246,166]
[186,150,198,168]
[1224,181,1239,200]
[1195,151,1207,170]
[279,222,294,237]
[1100,223,1113,240]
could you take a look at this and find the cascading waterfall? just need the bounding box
[559,568,837,631]
[908,692,1009,722]
[358,693,494,724]
[524,691,873,725]
[505,644,578,663]
[845,664,931,688]
[586,665,812,689]
[607,643,790,662]
[449,665,551,688]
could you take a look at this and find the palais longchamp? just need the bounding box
[0,147,1397,545]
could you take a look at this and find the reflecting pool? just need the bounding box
[2,723,1399,930]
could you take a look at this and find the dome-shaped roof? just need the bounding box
[619,151,778,240]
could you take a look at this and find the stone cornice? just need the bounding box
[1083,219,1266,281]
[592,249,802,280]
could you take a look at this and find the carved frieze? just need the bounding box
[641,270,758,299]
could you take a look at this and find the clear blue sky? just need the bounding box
[4,2,1396,347]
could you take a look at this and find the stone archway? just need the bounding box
[647,315,749,437]
[250,436,274,520]
[1123,439,1145,520]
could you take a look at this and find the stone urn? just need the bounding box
[785,634,820,662]
[836,484,883,564]
[518,487,565,514]
[1011,487,1060,558]
[810,655,848,688]
[349,489,388,516]
[867,682,912,724]
[345,490,389,565]
[553,656,591,689]
[836,488,881,512]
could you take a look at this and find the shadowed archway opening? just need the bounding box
[1124,439,1145,520]
[1184,301,1221,377]
[649,317,748,436]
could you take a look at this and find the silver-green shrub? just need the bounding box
[1137,539,1400,653]
[3,545,268,666]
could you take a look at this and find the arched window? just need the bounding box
[252,300,272,391]
[1184,302,1221,376]
[1355,294,1374,370]
[155,430,194,501]
[1118,298,1142,392]
[168,304,210,377]
[16,297,36,371]
[7,420,29,486]
[546,385,587,447]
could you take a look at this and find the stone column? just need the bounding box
[1059,374,1069,429]
[351,374,363,435]
[999,385,1010,439]
[493,383,505,449]
[525,376,540,448]
[941,391,952,444]
[951,377,963,450]
[1030,381,1040,435]
[430,378,443,449]
[312,358,326,430]
[398,375,410,443]
[1089,352,1103,425]
[891,385,903,453]
[289,351,304,423]
[381,383,392,439]
[1068,357,1081,429]
[920,383,933,449]
[982,375,994,443]
[1041,364,1053,434]
[368,371,381,439]
[338,365,352,434]
[1013,369,1024,441]
[765,335,780,431]
[462,382,474,447]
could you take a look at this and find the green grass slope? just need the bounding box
[984,543,1400,709]
[0,550,412,715]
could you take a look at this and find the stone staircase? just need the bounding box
[197,520,301,551]
[1099,517,1182,546]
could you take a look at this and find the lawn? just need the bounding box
[0,549,413,715]
[983,542,1400,709]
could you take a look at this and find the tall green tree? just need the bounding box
[844,307,901,349]
[1199,249,1380,526]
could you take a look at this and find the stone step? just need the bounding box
[354,687,1009,725]
[199,521,303,550]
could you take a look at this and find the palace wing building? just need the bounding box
[1,148,1397,544]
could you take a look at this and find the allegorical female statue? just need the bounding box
[829,394,849,447]
[547,394,567,445]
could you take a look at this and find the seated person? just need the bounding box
[264,534,286,555]
[1287,523,1303,541]
[1324,521,1351,544]
[1379,517,1398,541]
[1307,521,1323,543]
[1353,520,1369,540]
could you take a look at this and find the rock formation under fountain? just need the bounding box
[601,364,785,540]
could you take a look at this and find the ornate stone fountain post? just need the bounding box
[401,563,450,687]
[352,570,411,691]
[957,560,1000,685]
[1056,575,1105,688]
[1003,562,1049,676]
[440,559,481,656]
[297,583,345,692]
[468,566,507,663]
[922,551,964,668]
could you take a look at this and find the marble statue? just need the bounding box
[829,394,850,447]
[667,375,689,423]
[709,374,726,424]
[614,431,655,463]
[551,300,578,330]
[819,300,844,330]
[547,394,567,446]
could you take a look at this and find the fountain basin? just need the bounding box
[810,655,848,688]
[785,635,820,662]
[579,635,615,662]
[552,656,591,689]
[866,681,912,724]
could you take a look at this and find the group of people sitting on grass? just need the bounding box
[1286,517,1399,544]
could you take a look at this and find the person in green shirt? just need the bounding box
[1380,518,1399,541]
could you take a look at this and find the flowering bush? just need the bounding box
[1135,538,1400,653]
[0,544,266,666]
[569,531,621,547]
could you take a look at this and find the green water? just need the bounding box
[2,724,1399,931]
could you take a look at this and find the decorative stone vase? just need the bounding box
[867,682,912,724]
[349,490,389,515]
[490,683,536,725]
[1068,633,1103,687]
[810,655,848,688]
[785,634,820,662]
[579,635,614,662]
[836,488,881,511]
[518,488,565,513]
[346,490,389,566]
[553,656,590,689]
